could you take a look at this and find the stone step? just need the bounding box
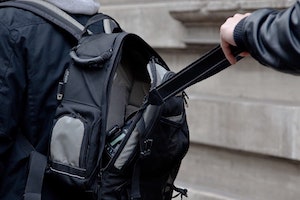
[174,143,300,200]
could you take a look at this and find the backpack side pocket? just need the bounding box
[49,100,101,189]
[138,93,189,200]
[141,93,189,175]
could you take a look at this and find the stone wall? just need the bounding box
[101,1,300,199]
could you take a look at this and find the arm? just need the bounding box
[220,1,300,74]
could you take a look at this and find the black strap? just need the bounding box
[24,151,47,200]
[0,0,84,40]
[14,134,47,200]
[148,45,243,105]
[83,13,122,34]
[0,0,123,40]
[0,1,79,199]
[131,161,142,200]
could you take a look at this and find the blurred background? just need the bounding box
[100,0,300,199]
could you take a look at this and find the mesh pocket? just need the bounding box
[140,94,189,176]
[50,115,85,168]
[48,100,102,187]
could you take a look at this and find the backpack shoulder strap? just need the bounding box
[0,1,85,199]
[0,0,84,40]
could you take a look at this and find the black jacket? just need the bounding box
[0,6,92,200]
[234,1,300,74]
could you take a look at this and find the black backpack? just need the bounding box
[0,1,242,200]
[0,1,190,200]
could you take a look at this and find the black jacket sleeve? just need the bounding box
[0,19,27,178]
[233,1,300,74]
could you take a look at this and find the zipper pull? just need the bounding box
[182,91,189,107]
[56,68,70,101]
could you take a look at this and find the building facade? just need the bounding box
[101,1,300,199]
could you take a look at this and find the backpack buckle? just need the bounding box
[140,139,153,158]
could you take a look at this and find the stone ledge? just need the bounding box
[100,3,189,48]
[173,183,237,200]
[168,0,293,47]
[175,143,300,200]
[101,1,294,48]
[186,57,300,102]
[186,94,300,161]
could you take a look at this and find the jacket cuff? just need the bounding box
[233,17,247,50]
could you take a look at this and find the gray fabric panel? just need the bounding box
[147,62,168,87]
[155,63,168,85]
[114,128,139,169]
[19,0,85,31]
[127,81,148,107]
[142,104,158,128]
[125,105,139,120]
[106,64,132,131]
[114,105,157,170]
[50,116,85,167]
[165,113,183,122]
[106,84,127,131]
[126,80,149,119]
[103,19,112,33]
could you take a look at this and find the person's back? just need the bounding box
[0,0,100,199]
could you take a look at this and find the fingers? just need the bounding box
[221,40,237,65]
[239,51,250,57]
[220,13,252,64]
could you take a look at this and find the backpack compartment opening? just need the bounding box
[105,38,154,168]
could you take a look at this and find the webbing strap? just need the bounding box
[0,2,80,199]
[14,135,46,200]
[0,0,123,40]
[148,45,242,105]
[24,151,47,200]
[0,0,84,40]
[131,161,141,200]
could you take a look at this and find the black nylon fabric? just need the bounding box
[0,4,190,200]
[0,6,93,200]
[233,1,300,74]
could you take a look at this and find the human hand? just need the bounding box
[220,13,251,64]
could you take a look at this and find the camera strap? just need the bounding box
[148,45,243,105]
